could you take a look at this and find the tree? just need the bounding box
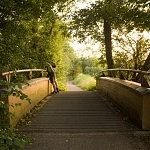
[0,0,73,71]
[0,0,76,91]
[0,0,76,148]
[113,31,150,69]
[125,0,150,31]
[70,0,150,69]
[71,0,126,69]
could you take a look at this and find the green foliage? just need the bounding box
[69,58,83,79]
[73,73,96,91]
[0,128,30,150]
[0,0,76,91]
[0,0,76,149]
[70,0,150,69]
[70,57,104,79]
[81,57,101,76]
[0,0,72,70]
[113,31,150,69]
[85,66,100,77]
[44,20,75,90]
[0,77,31,129]
[63,44,77,76]
[0,77,31,149]
[124,0,150,31]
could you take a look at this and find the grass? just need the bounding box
[73,73,96,91]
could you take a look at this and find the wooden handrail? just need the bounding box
[2,69,47,82]
[98,68,150,88]
[2,69,46,76]
[100,69,150,75]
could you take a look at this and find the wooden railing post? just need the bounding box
[41,70,44,77]
[140,74,149,88]
[5,73,11,83]
[29,70,32,80]
[101,72,106,77]
[119,71,125,80]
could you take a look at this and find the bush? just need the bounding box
[73,74,96,91]
[0,128,30,150]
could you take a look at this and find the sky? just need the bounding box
[70,30,150,58]
[68,0,101,58]
[70,38,101,58]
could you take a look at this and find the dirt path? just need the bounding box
[67,81,83,91]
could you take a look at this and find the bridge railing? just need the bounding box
[98,69,150,88]
[2,69,47,83]
[0,69,50,127]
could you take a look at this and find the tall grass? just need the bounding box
[73,73,96,91]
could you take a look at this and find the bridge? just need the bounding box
[0,69,150,149]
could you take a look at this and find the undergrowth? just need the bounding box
[73,73,96,91]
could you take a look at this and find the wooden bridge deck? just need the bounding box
[21,91,136,133]
[18,88,150,150]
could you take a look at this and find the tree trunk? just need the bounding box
[103,18,114,69]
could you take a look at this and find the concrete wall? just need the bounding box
[9,77,53,127]
[96,77,150,130]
